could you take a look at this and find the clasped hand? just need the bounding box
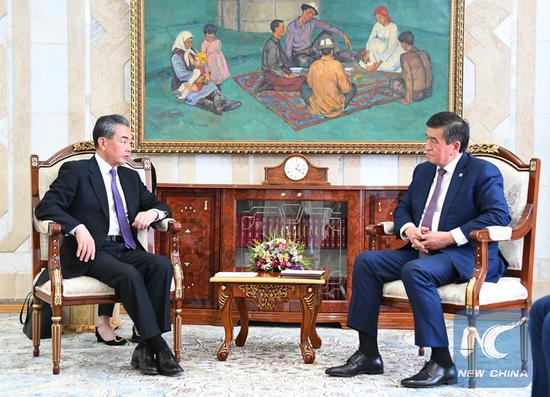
[404,226,455,254]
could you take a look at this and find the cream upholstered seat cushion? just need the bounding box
[382,277,527,306]
[36,276,115,297]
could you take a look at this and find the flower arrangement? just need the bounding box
[249,237,311,272]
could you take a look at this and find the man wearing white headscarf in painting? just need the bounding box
[171,30,240,115]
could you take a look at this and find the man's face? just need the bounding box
[425,127,460,168]
[302,8,316,22]
[98,124,132,167]
[275,22,285,37]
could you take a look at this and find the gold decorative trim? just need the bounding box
[465,276,476,309]
[304,290,316,312]
[31,155,38,167]
[467,144,500,154]
[52,268,62,306]
[238,284,295,311]
[73,141,95,152]
[302,344,315,362]
[174,262,183,299]
[530,159,537,172]
[219,289,230,310]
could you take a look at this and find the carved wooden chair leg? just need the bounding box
[520,309,529,373]
[467,311,478,389]
[51,314,62,375]
[173,307,182,362]
[32,300,41,357]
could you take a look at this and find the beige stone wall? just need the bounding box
[0,0,547,301]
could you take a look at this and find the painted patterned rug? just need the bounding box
[232,70,402,130]
[0,313,530,396]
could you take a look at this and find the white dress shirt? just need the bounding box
[400,152,468,246]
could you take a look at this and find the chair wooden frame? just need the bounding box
[30,141,185,375]
[365,145,541,388]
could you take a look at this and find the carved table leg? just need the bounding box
[299,287,316,364]
[217,284,234,361]
[235,297,249,347]
[309,286,322,349]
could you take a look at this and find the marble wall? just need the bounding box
[0,0,548,301]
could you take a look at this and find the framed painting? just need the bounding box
[130,0,464,153]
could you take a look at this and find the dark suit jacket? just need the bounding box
[35,156,171,279]
[394,152,511,283]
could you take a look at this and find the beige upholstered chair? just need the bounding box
[365,145,541,388]
[30,142,185,375]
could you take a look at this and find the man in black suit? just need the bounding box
[35,114,183,377]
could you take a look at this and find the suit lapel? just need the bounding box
[439,152,470,227]
[88,157,109,220]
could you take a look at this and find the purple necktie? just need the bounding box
[419,168,446,257]
[110,168,136,250]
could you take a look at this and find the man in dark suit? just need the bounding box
[326,111,511,388]
[35,114,183,377]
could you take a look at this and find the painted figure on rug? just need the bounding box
[285,1,353,68]
[200,24,231,87]
[300,37,357,118]
[326,112,511,388]
[171,30,240,115]
[390,31,433,105]
[359,5,405,72]
[175,51,210,102]
[258,19,305,93]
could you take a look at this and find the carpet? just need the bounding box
[0,313,530,396]
[232,70,403,130]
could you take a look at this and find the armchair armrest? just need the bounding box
[366,221,396,250]
[465,204,534,310]
[155,217,181,233]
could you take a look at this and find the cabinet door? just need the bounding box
[161,189,219,308]
[367,190,408,251]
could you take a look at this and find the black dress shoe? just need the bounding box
[131,345,159,375]
[401,360,457,388]
[156,348,184,377]
[95,327,127,346]
[325,351,384,377]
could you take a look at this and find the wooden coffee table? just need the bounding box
[209,271,329,364]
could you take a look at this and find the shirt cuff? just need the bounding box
[450,227,468,246]
[400,222,416,240]
[70,224,85,236]
[151,209,167,221]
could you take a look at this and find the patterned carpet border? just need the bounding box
[0,313,531,396]
[232,70,402,130]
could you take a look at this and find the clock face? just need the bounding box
[284,156,309,181]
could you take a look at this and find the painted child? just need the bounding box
[175,51,209,101]
[200,24,230,86]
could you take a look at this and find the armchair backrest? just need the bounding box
[30,141,154,280]
[468,145,540,296]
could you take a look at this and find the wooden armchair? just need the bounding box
[30,142,185,375]
[365,145,540,388]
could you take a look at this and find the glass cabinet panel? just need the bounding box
[235,199,348,301]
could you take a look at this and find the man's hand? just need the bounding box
[343,35,352,50]
[421,231,455,251]
[132,209,158,230]
[404,226,429,254]
[75,226,95,262]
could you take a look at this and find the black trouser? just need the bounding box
[88,241,172,340]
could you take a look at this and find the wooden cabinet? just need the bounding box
[157,184,412,328]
